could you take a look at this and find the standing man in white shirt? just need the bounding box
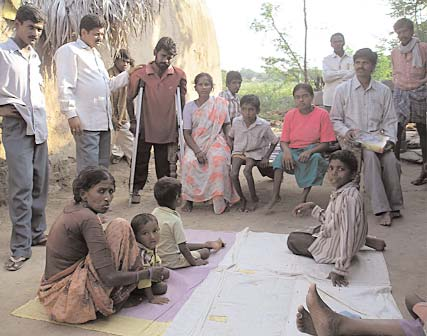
[55,14,130,174]
[322,33,354,111]
[0,4,48,271]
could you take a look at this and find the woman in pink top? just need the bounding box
[267,83,336,209]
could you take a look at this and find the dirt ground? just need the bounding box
[0,158,426,336]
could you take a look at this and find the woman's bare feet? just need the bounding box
[306,284,342,336]
[365,236,386,251]
[378,212,392,226]
[181,201,193,213]
[296,305,317,335]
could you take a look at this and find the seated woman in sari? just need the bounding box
[38,167,168,324]
[181,72,239,214]
[267,83,336,210]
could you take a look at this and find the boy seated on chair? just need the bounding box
[229,94,279,212]
[152,177,225,269]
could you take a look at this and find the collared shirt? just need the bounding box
[330,77,398,143]
[308,182,367,276]
[322,52,354,106]
[218,89,240,120]
[0,38,48,144]
[128,62,187,143]
[391,42,427,91]
[108,65,128,124]
[152,206,187,261]
[229,116,278,160]
[55,39,129,131]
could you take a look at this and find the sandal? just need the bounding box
[32,235,48,246]
[411,171,427,186]
[4,256,29,271]
[131,193,141,204]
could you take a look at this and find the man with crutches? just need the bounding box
[127,37,186,204]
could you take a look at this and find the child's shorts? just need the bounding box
[163,251,202,269]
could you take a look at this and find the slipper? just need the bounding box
[131,193,141,204]
[391,210,402,219]
[411,173,427,186]
[4,256,29,271]
[32,235,48,246]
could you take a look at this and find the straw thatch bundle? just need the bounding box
[28,0,161,57]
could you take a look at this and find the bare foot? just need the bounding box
[181,201,193,213]
[378,212,392,226]
[250,195,259,203]
[365,236,386,251]
[246,201,258,212]
[306,284,341,336]
[266,196,281,210]
[296,305,317,335]
[391,210,401,219]
[206,238,225,252]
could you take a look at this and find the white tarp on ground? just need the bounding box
[165,229,402,336]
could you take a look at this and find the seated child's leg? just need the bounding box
[266,168,284,210]
[243,158,259,204]
[302,187,312,203]
[152,281,168,296]
[231,156,247,210]
[287,232,315,258]
[198,248,210,260]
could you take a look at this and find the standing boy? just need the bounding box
[55,14,130,174]
[219,71,242,121]
[127,37,187,204]
[229,95,278,212]
[0,4,48,271]
[108,49,134,164]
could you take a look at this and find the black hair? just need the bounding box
[240,94,260,112]
[194,72,213,86]
[114,48,131,61]
[131,213,158,236]
[154,36,177,56]
[79,14,104,34]
[72,166,115,203]
[153,177,182,207]
[393,18,414,32]
[329,150,358,175]
[292,83,314,97]
[353,48,378,67]
[226,71,242,85]
[330,32,345,42]
[15,4,45,23]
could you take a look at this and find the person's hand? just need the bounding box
[149,296,170,305]
[150,266,167,282]
[328,271,349,287]
[383,140,394,152]
[292,202,316,217]
[344,129,360,143]
[298,150,312,163]
[259,157,269,168]
[282,149,294,172]
[195,151,208,165]
[128,64,143,76]
[193,259,208,266]
[129,120,137,136]
[68,116,83,136]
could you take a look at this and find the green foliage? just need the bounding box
[373,52,393,81]
[389,0,427,40]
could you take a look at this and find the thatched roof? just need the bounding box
[27,0,161,57]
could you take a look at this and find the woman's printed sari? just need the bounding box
[181,96,239,214]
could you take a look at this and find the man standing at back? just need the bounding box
[55,14,130,174]
[127,37,186,204]
[0,4,48,271]
[322,33,354,112]
[391,18,427,185]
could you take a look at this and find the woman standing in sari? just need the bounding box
[181,73,239,214]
